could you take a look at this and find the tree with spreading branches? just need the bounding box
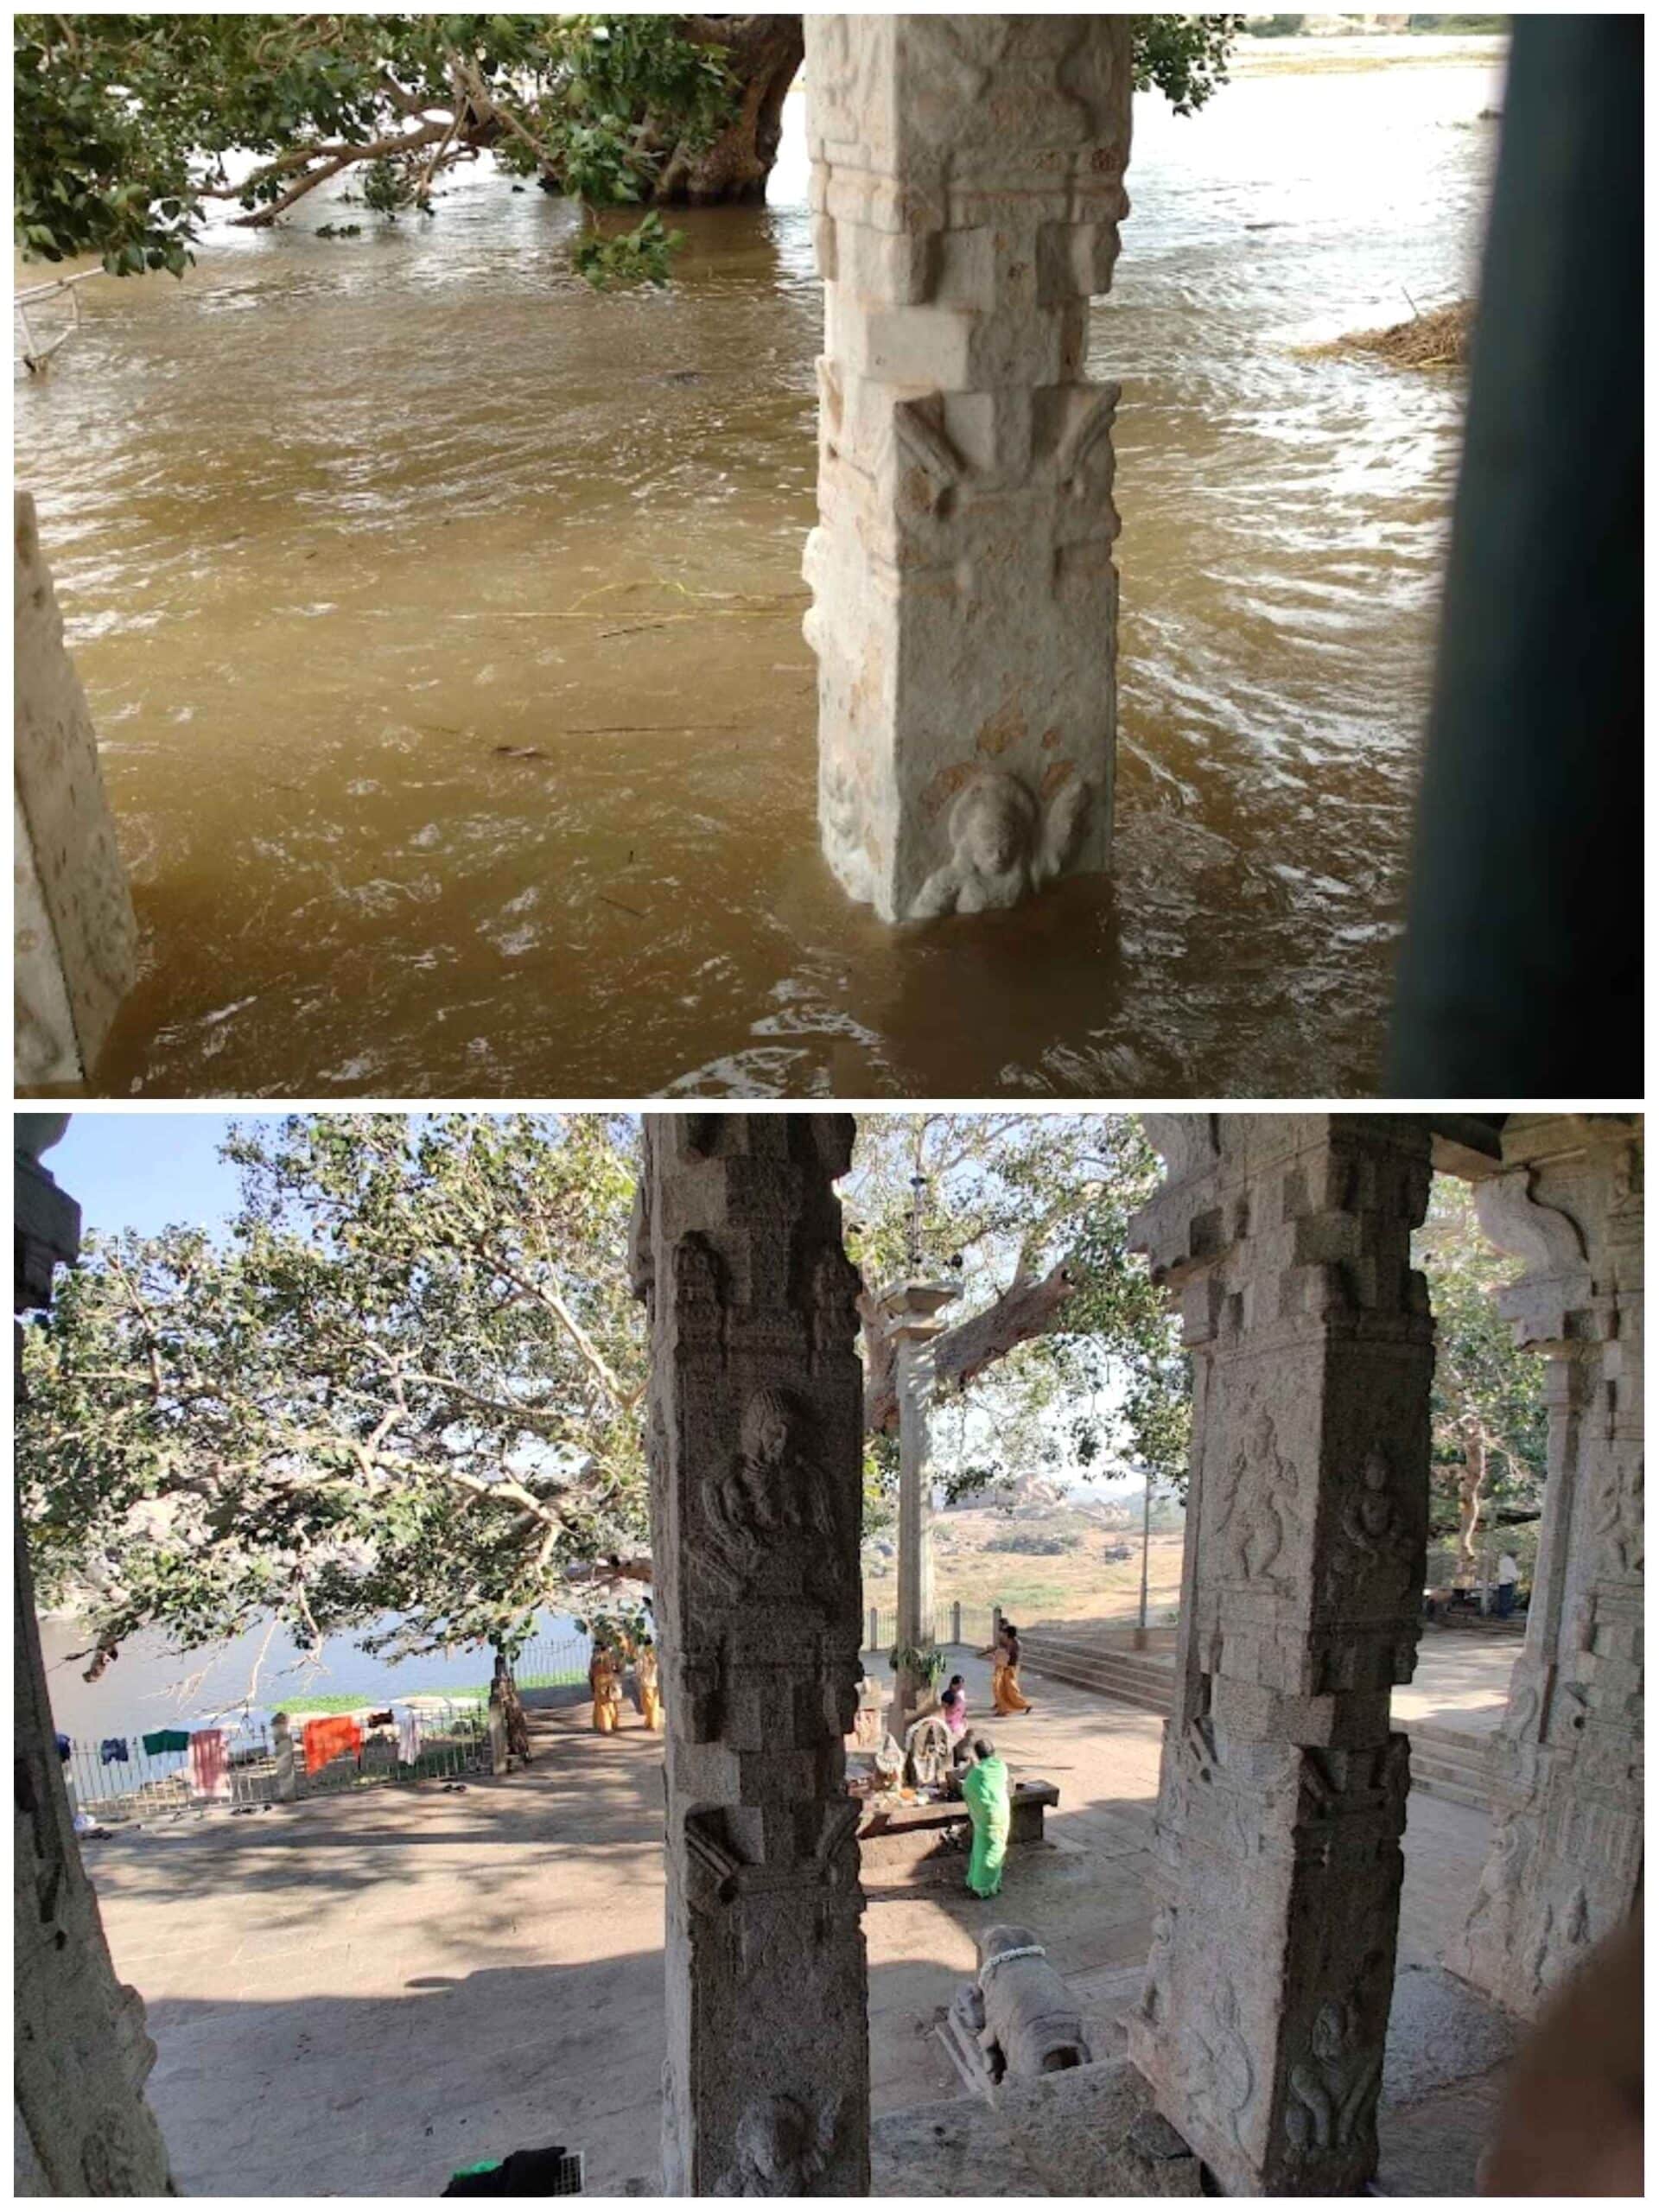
[844,1114,1189,1524]
[18,1114,652,1682]
[16,15,1246,286]
[14,14,741,287]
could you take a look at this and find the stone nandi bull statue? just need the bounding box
[945,1923,1092,2094]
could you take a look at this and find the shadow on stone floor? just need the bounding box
[90,1692,1510,2195]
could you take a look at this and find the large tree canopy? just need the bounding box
[844,1114,1189,1522]
[19,1113,651,1673]
[19,1111,1185,1685]
[16,14,1246,284]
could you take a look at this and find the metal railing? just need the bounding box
[293,1702,490,1796]
[863,1602,998,1656]
[60,1698,490,1823]
[511,1633,593,1691]
[62,1714,276,1824]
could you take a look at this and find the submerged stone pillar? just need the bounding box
[1445,1116,1643,2014]
[15,1118,175,2193]
[1127,1114,1435,2196]
[802,16,1131,922]
[14,493,137,1086]
[632,1114,870,2196]
[876,1276,958,1731]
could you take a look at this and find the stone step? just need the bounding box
[1021,1649,1167,1676]
[1022,1643,1499,1804]
[1025,1632,1174,1669]
[1020,1648,1173,1716]
[1407,1770,1492,1813]
[1408,1745,1489,1784]
[1020,1637,1167,1669]
[1407,1719,1495,1758]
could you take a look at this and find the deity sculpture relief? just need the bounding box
[1135,1904,1176,2026]
[1212,1409,1301,1589]
[810,1244,862,1359]
[1177,1980,1255,2152]
[1283,1999,1382,2158]
[1592,1455,1644,1576]
[715,2094,838,2196]
[1324,1446,1415,1607]
[1463,1805,1535,1933]
[704,1387,837,1593]
[909,771,1093,919]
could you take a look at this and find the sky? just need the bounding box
[44,1112,259,1240]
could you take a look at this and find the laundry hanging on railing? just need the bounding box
[189,1728,232,1801]
[100,1738,130,1765]
[395,1706,425,1765]
[55,1732,72,1763]
[142,1728,190,1756]
[302,1713,364,1776]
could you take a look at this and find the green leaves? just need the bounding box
[1414,1175,1547,1543]
[16,13,737,281]
[18,1113,649,1674]
[846,1115,1192,1507]
[572,208,686,289]
[1131,15,1248,117]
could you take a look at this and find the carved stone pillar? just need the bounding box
[875,1277,958,1731]
[14,1119,175,2193]
[1127,1114,1435,2196]
[802,16,1131,922]
[631,1114,870,2196]
[1445,1116,1643,2015]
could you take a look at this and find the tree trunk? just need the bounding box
[1457,1428,1487,1579]
[491,1645,532,1766]
[646,16,804,205]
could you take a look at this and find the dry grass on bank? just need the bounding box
[1299,297,1475,371]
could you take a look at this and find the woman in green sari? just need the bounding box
[961,1734,1011,1899]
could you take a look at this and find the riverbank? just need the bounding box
[36,1611,588,1739]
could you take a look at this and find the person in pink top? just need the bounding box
[939,1673,969,1743]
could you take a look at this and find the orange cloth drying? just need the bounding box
[302,1714,364,1776]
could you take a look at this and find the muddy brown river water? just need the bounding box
[15,38,1505,1098]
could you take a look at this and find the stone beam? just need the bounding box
[803,16,1131,922]
[631,1114,870,2195]
[1444,1116,1643,2015]
[1127,1114,1436,2196]
[14,1120,175,2192]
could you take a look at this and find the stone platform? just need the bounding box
[871,2058,1201,2196]
[856,1780,1058,1874]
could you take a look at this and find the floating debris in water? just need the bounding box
[1296,298,1474,371]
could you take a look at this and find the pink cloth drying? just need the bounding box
[189,1728,232,1801]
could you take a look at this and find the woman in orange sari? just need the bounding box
[990,1624,1033,1716]
[589,1643,625,1733]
